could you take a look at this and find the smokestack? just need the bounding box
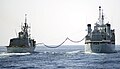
[87,24,91,34]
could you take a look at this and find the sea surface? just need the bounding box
[0,45,120,69]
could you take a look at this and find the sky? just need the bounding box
[0,0,120,46]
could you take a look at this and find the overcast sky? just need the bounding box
[0,0,120,46]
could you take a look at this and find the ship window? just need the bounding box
[104,38,106,40]
[93,42,99,45]
[102,35,103,37]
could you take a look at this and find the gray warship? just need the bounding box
[6,14,36,53]
[85,6,115,53]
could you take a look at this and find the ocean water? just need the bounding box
[0,45,120,69]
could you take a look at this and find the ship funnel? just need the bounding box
[87,24,91,34]
[106,23,111,37]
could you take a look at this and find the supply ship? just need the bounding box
[85,6,115,53]
[6,14,36,53]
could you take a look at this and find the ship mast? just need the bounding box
[23,14,28,33]
[25,14,27,23]
[98,6,102,25]
[21,14,29,38]
[98,6,104,25]
[102,10,104,24]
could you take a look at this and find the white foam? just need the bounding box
[66,50,80,54]
[85,52,97,54]
[84,52,106,55]
[0,52,30,56]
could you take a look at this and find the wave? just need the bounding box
[84,51,108,55]
[0,52,30,57]
[66,50,81,54]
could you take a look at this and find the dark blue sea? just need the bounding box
[0,45,120,69]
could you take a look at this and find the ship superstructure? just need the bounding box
[6,14,36,53]
[85,6,115,53]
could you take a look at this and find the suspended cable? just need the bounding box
[36,37,68,48]
[36,35,86,48]
[43,38,68,48]
[67,37,85,43]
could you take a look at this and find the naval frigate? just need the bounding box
[6,14,36,53]
[85,6,115,53]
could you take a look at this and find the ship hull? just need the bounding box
[85,44,115,53]
[6,46,35,53]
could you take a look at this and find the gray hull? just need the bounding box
[7,46,35,53]
[85,44,115,53]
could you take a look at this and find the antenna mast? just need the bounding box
[25,14,27,23]
[98,6,102,25]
